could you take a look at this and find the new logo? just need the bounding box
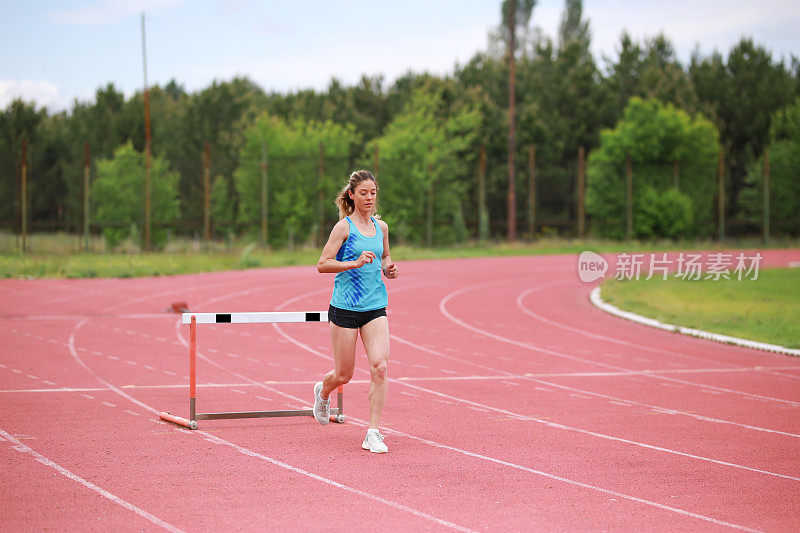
[578,251,608,283]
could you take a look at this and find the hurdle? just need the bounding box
[159,311,344,430]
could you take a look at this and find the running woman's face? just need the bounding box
[349,180,377,213]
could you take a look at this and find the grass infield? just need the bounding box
[601,268,800,349]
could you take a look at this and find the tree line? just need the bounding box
[1,0,798,249]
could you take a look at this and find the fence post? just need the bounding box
[20,139,28,254]
[625,155,633,241]
[142,12,152,251]
[143,108,152,252]
[261,142,268,248]
[527,145,536,238]
[83,142,90,252]
[672,160,679,190]
[426,162,434,247]
[577,146,586,239]
[718,149,725,241]
[478,146,488,242]
[317,143,326,246]
[203,141,211,244]
[763,150,770,244]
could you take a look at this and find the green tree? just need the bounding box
[600,32,643,125]
[0,99,47,224]
[172,77,267,226]
[369,86,482,245]
[518,0,603,230]
[740,98,800,236]
[690,39,796,225]
[638,35,698,112]
[92,142,180,249]
[499,0,537,240]
[210,175,235,231]
[586,97,720,239]
[235,113,358,246]
[455,53,506,237]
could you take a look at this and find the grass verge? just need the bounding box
[600,268,800,349]
[1,234,798,280]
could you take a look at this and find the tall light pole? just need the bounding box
[141,12,152,251]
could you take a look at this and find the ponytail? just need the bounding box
[335,170,378,220]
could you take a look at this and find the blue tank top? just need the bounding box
[330,216,388,311]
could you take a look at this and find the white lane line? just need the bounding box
[266,304,762,532]
[391,334,800,440]
[199,430,474,532]
[101,402,116,408]
[442,282,800,407]
[396,363,800,482]
[372,422,759,533]
[385,340,800,480]
[65,292,477,533]
[81,394,95,400]
[517,284,800,380]
[0,428,183,533]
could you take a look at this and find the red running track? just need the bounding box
[1,251,799,532]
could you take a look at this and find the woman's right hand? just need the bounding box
[353,251,376,268]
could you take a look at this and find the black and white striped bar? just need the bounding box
[182,311,328,325]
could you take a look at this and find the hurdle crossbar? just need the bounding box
[159,312,342,430]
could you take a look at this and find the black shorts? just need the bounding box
[328,305,387,329]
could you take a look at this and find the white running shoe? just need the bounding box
[313,382,330,425]
[362,431,388,453]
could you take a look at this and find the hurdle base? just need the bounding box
[195,408,343,422]
[159,411,198,430]
[159,408,344,430]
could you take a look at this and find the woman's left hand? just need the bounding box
[384,263,399,279]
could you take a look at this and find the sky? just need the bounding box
[1,0,798,112]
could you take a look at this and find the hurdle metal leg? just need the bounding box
[159,312,344,430]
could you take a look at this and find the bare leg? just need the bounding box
[321,323,357,399]
[359,316,390,429]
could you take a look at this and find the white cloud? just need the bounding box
[174,22,489,94]
[51,0,182,26]
[584,0,800,63]
[0,80,62,110]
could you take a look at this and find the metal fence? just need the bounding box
[0,141,785,254]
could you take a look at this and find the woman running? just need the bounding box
[314,170,399,453]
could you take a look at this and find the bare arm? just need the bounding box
[317,220,376,274]
[379,220,399,279]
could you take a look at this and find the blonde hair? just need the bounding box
[335,170,379,220]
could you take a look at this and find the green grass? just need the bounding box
[601,268,800,349]
[2,231,799,281]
